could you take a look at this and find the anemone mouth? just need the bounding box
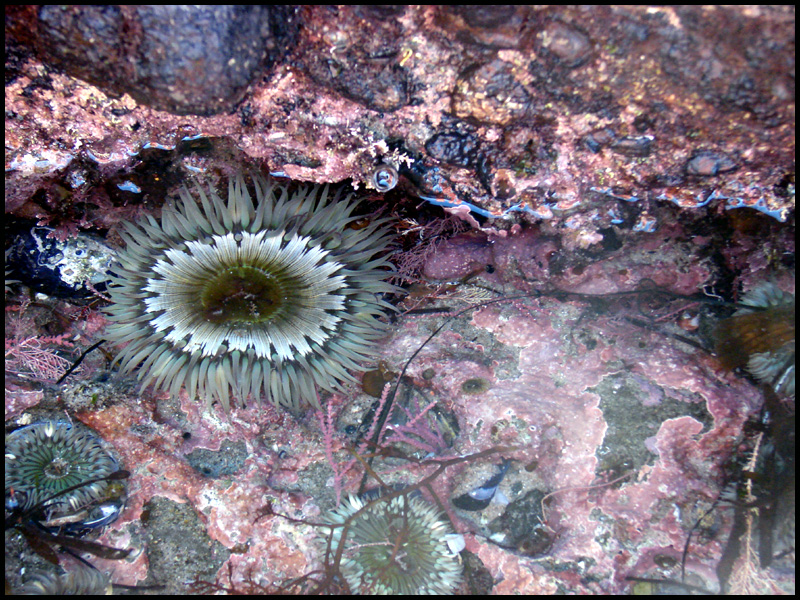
[4,421,119,515]
[105,175,399,412]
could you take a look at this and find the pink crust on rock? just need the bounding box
[422,228,558,282]
[421,231,493,280]
[53,272,769,593]
[76,393,324,588]
[375,285,764,592]
[467,303,759,591]
[4,384,45,420]
[423,224,714,296]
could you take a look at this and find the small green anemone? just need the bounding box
[322,494,463,594]
[19,568,112,595]
[461,377,491,395]
[5,421,119,515]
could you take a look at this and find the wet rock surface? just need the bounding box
[28,5,298,116]
[6,6,793,225]
[5,5,794,595]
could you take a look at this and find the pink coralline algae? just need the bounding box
[422,231,494,281]
[5,236,793,593]
[5,178,794,593]
[8,6,793,237]
[375,293,766,593]
[367,206,792,593]
[72,396,324,593]
[423,223,714,296]
[4,5,795,593]
[423,228,558,282]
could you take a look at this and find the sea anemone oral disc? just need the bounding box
[105,175,399,412]
[143,230,346,359]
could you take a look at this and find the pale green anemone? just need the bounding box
[5,421,119,514]
[104,175,398,412]
[322,494,464,594]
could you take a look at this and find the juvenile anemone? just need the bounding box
[461,377,491,395]
[714,282,795,397]
[322,494,463,594]
[19,568,112,595]
[105,175,398,412]
[5,421,119,515]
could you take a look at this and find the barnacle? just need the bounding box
[5,421,120,515]
[104,174,399,412]
[321,494,463,594]
[370,163,399,192]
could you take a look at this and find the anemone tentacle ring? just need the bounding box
[105,175,398,412]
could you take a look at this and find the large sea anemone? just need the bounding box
[104,175,398,412]
[5,421,120,515]
[321,494,463,594]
